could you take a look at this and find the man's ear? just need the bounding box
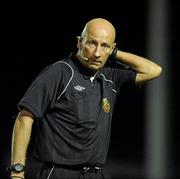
[76,36,81,48]
[110,43,117,55]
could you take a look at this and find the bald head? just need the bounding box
[81,18,116,44]
[76,18,117,73]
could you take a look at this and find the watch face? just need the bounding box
[12,163,24,172]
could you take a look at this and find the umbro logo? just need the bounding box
[74,85,86,91]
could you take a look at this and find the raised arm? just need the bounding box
[115,50,162,84]
[10,109,34,179]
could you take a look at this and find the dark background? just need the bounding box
[1,0,179,178]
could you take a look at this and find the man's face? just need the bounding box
[77,26,115,72]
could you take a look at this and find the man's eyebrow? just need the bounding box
[101,42,111,47]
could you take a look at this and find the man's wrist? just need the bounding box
[11,171,25,179]
[11,176,24,179]
[8,163,25,173]
[7,163,25,179]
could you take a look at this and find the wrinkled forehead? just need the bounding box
[82,21,116,44]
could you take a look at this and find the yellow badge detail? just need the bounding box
[102,98,110,113]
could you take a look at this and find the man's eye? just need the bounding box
[87,41,95,45]
[102,44,109,48]
[101,45,110,52]
[86,42,96,47]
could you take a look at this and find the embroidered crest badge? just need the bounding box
[102,98,110,113]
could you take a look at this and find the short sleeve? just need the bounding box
[107,66,137,92]
[114,67,136,89]
[18,63,63,119]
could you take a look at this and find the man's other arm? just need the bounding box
[11,109,34,179]
[115,50,162,84]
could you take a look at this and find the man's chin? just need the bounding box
[84,65,101,75]
[88,65,101,71]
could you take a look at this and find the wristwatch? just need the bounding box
[8,163,25,173]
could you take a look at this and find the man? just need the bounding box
[9,18,162,179]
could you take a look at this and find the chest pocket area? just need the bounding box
[66,89,88,117]
[67,90,87,100]
[66,89,99,124]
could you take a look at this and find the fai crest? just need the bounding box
[102,98,110,113]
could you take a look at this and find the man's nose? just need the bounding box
[93,46,101,57]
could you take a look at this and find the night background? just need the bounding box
[1,0,179,178]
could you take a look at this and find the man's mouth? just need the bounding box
[90,60,101,64]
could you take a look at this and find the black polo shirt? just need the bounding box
[18,54,136,166]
